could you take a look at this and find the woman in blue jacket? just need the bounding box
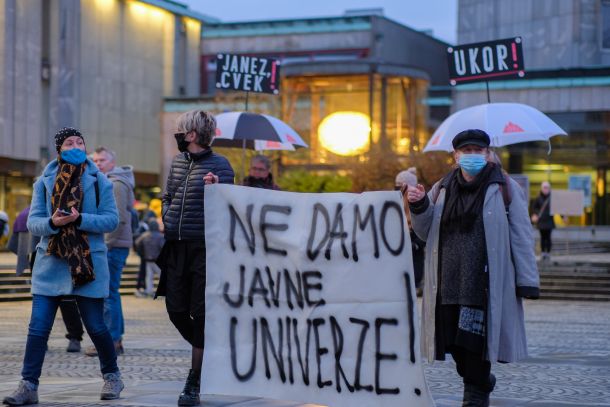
[3,128,123,406]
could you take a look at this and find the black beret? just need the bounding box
[452,129,490,150]
[55,127,84,153]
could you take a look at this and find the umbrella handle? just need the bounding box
[547,140,552,155]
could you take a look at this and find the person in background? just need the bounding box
[0,210,9,245]
[86,147,135,357]
[531,181,554,261]
[135,219,165,297]
[396,167,425,291]
[242,154,280,190]
[405,129,539,406]
[2,127,122,406]
[159,109,234,406]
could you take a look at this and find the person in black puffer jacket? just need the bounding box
[157,109,234,406]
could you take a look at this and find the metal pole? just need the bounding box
[242,92,250,179]
[485,81,491,103]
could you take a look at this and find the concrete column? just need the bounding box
[56,0,81,128]
[2,0,16,156]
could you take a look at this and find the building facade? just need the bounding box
[0,0,214,222]
[454,0,610,224]
[162,12,451,184]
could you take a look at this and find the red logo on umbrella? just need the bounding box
[266,141,282,148]
[503,122,524,133]
[286,134,296,143]
[214,128,222,137]
[431,135,440,145]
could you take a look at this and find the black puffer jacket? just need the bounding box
[162,149,234,241]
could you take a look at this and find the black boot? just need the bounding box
[462,374,495,407]
[177,369,200,406]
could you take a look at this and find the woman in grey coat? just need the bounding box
[405,129,539,406]
[3,128,123,406]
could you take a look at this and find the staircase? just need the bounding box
[539,261,610,301]
[0,262,144,302]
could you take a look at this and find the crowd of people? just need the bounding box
[0,110,550,407]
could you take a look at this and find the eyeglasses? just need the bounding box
[250,166,268,172]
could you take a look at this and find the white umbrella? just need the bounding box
[212,111,307,151]
[424,103,567,152]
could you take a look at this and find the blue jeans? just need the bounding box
[104,247,129,342]
[22,295,119,385]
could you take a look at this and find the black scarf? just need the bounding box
[47,160,95,286]
[243,174,277,190]
[441,163,504,233]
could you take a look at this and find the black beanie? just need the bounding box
[55,127,84,153]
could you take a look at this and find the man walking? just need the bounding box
[87,147,135,356]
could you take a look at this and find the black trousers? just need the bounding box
[59,298,84,341]
[450,346,493,391]
[136,253,146,290]
[540,229,552,253]
[164,240,206,348]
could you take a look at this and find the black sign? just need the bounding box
[215,53,281,94]
[447,37,524,85]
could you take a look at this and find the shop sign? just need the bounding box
[216,53,281,94]
[447,37,525,85]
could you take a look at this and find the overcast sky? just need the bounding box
[181,0,458,44]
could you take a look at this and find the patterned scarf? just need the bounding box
[47,160,95,286]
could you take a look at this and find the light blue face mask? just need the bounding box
[60,148,87,165]
[458,153,487,176]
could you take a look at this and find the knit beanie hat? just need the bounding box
[395,167,418,187]
[55,127,84,153]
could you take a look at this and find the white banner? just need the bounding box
[203,185,434,407]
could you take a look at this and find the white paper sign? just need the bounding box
[203,185,434,407]
[550,189,584,216]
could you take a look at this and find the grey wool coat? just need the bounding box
[411,177,539,363]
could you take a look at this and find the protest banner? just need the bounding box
[203,185,434,407]
[215,53,281,94]
[447,37,524,85]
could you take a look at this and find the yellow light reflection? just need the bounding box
[129,1,170,22]
[318,112,370,156]
[185,18,201,32]
[597,178,605,197]
[129,1,149,16]
[95,0,114,11]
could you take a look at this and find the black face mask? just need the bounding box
[174,132,190,152]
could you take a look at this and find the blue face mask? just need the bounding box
[60,148,87,165]
[458,153,487,176]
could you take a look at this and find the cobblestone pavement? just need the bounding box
[0,297,608,406]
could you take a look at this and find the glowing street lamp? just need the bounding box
[318,112,370,156]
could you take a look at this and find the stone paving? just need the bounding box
[0,297,608,406]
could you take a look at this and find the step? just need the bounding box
[540,292,610,301]
[540,282,610,290]
[541,287,610,296]
[0,293,33,302]
[0,284,32,294]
